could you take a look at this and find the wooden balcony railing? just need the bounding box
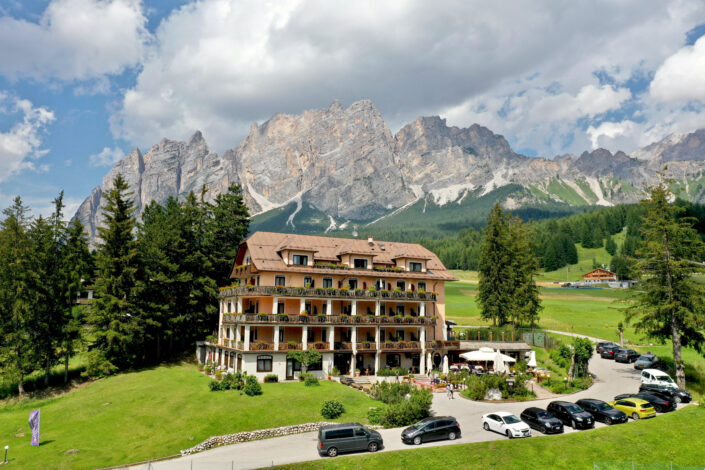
[356,342,376,350]
[220,285,437,302]
[425,340,461,350]
[251,342,276,351]
[334,342,353,351]
[381,341,421,350]
[222,314,436,326]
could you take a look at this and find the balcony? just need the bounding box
[381,341,421,351]
[223,313,436,326]
[220,285,436,302]
[251,341,276,351]
[356,342,376,351]
[334,342,353,351]
[425,340,461,350]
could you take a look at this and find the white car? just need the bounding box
[640,369,677,389]
[482,411,531,438]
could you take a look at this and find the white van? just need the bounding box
[640,368,676,389]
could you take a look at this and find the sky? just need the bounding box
[1,0,705,217]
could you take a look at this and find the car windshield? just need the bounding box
[411,420,430,429]
[536,411,551,419]
[642,403,653,409]
[595,403,611,411]
[502,415,521,424]
[639,355,652,360]
[658,376,674,383]
[565,404,582,413]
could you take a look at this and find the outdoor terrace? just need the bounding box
[219,285,437,302]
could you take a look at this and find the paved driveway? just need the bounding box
[135,345,665,470]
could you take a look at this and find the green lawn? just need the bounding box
[280,406,705,470]
[0,364,380,470]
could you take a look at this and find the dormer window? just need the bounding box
[354,258,368,269]
[292,254,308,266]
[409,262,423,272]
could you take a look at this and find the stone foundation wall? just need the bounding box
[180,422,337,455]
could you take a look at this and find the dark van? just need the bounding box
[317,423,383,457]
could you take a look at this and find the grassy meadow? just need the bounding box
[0,365,379,470]
[281,406,705,470]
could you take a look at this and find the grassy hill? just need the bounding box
[0,365,380,469]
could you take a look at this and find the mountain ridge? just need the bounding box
[76,99,705,242]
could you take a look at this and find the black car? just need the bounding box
[614,349,640,363]
[615,392,676,413]
[639,383,692,404]
[401,416,461,445]
[600,345,621,359]
[596,341,619,354]
[547,401,595,429]
[520,407,564,434]
[576,399,628,424]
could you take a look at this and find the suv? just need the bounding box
[600,345,621,359]
[639,383,692,404]
[596,341,619,354]
[318,423,383,457]
[520,407,564,434]
[634,354,659,370]
[614,349,640,363]
[576,399,627,425]
[401,416,461,445]
[547,401,595,429]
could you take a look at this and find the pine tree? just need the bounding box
[89,175,142,370]
[508,217,542,327]
[625,181,705,388]
[605,235,617,256]
[209,184,250,286]
[478,205,513,325]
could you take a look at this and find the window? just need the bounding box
[322,277,333,288]
[396,305,405,316]
[325,429,353,440]
[376,279,386,290]
[354,428,368,437]
[307,358,323,371]
[354,258,368,269]
[348,279,358,289]
[418,282,426,291]
[251,328,258,341]
[277,302,285,314]
[304,276,314,288]
[322,327,327,342]
[292,254,308,265]
[245,255,251,265]
[278,328,284,342]
[275,276,285,287]
[386,354,400,367]
[322,303,327,315]
[228,302,232,313]
[257,355,272,372]
[409,262,422,272]
[396,280,405,291]
[307,329,315,343]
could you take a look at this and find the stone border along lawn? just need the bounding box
[277,406,705,470]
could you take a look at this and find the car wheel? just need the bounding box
[483,422,490,431]
[368,442,379,452]
[572,419,578,429]
[674,396,682,404]
[540,425,547,434]
[448,431,457,441]
[413,436,422,445]
[506,430,512,439]
[327,447,338,457]
[632,412,639,420]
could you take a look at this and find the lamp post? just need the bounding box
[3,445,8,464]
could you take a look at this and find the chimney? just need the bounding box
[368,236,374,244]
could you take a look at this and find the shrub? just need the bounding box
[370,382,412,404]
[243,375,262,396]
[215,371,223,380]
[321,400,345,419]
[463,375,489,400]
[264,373,279,383]
[331,366,341,376]
[209,379,224,391]
[367,407,384,425]
[514,360,528,373]
[376,367,393,376]
[378,389,432,428]
[82,350,117,379]
[300,373,319,386]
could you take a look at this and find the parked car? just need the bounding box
[546,401,595,429]
[638,383,692,404]
[608,398,657,420]
[318,423,383,457]
[401,416,461,445]
[596,341,619,354]
[520,407,564,434]
[482,411,531,438]
[615,392,676,413]
[614,349,640,363]
[640,369,678,389]
[600,345,621,359]
[634,354,659,370]
[576,399,628,425]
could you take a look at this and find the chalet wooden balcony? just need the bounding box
[425,340,461,350]
[219,285,437,302]
[355,342,376,351]
[222,313,436,326]
[334,342,353,351]
[381,341,421,351]
[251,341,276,351]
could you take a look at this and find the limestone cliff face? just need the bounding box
[76,100,705,242]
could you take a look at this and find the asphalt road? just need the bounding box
[133,343,675,470]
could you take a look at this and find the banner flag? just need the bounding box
[29,409,40,446]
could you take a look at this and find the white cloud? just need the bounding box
[89,146,125,167]
[0,92,55,183]
[651,35,705,103]
[110,0,705,155]
[0,0,149,81]
[587,121,638,149]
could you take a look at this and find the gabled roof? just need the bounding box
[583,268,616,276]
[232,231,456,281]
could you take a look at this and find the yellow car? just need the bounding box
[608,398,657,420]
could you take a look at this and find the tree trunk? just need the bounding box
[64,352,70,385]
[568,352,575,382]
[18,376,25,396]
[671,316,686,389]
[44,358,51,387]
